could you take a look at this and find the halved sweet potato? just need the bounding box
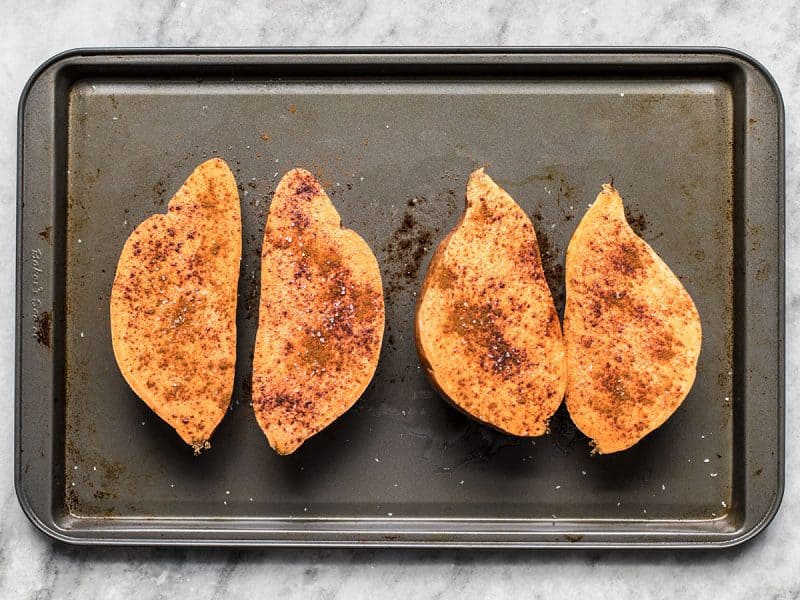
[252,169,385,455]
[564,184,702,453]
[416,169,566,436]
[110,158,241,452]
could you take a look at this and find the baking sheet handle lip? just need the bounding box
[8,528,777,550]
[13,45,57,549]
[727,39,787,548]
[15,45,786,98]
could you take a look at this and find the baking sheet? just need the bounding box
[15,49,784,547]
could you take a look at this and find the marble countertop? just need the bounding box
[2,1,797,597]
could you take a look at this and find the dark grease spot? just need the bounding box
[624,206,649,237]
[34,311,51,348]
[383,199,438,299]
[536,230,564,311]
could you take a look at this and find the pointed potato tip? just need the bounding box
[287,166,314,179]
[194,157,233,177]
[276,167,324,195]
[467,167,497,193]
[601,182,619,196]
[270,439,299,456]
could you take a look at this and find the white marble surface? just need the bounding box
[1,0,798,597]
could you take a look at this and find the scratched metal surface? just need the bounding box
[15,50,783,547]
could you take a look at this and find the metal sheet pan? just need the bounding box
[15,48,784,547]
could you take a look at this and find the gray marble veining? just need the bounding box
[1,0,798,597]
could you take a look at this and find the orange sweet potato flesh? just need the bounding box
[415,169,566,436]
[110,158,241,452]
[564,184,702,454]
[252,168,385,455]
